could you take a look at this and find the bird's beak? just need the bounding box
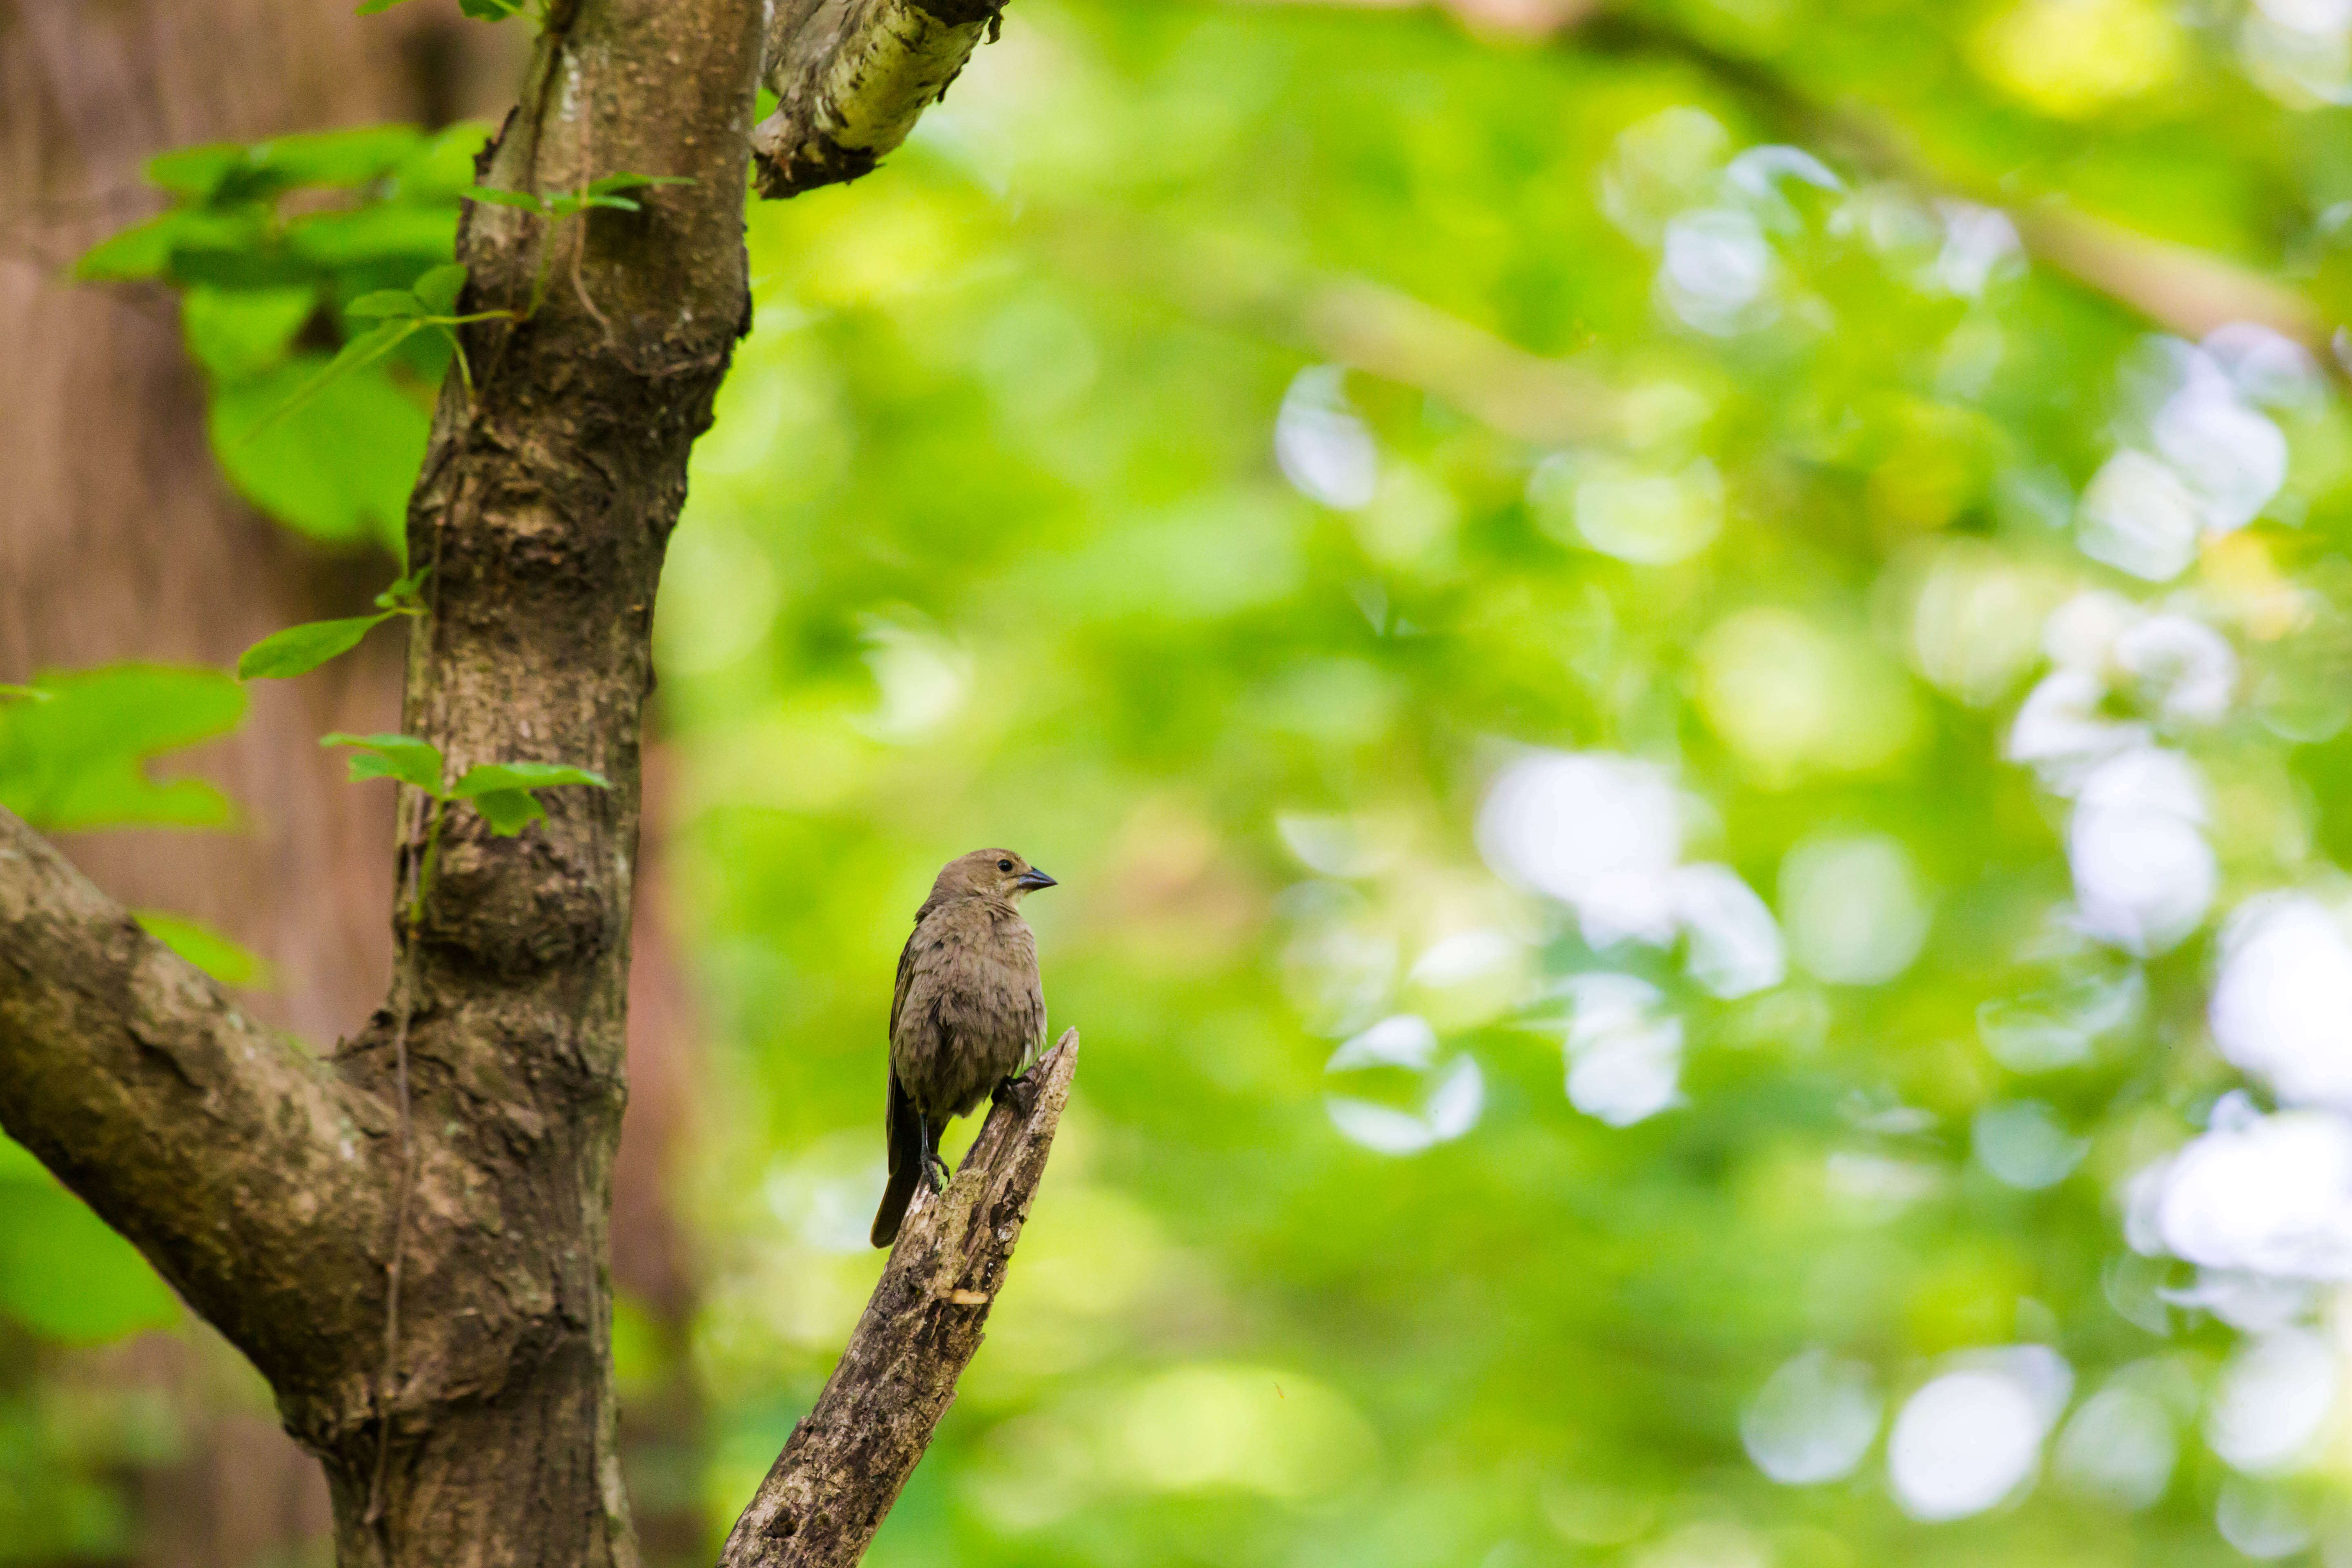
[1015,868,1058,891]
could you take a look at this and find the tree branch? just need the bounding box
[752,0,1003,199]
[1055,216,1620,441]
[719,1029,1082,1568]
[0,806,386,1390]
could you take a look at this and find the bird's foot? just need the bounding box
[991,1072,1040,1116]
[923,1152,951,1195]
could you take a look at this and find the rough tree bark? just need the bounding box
[0,0,1036,1563]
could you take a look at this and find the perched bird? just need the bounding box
[870,848,1057,1249]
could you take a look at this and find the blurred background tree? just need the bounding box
[11,0,2352,1563]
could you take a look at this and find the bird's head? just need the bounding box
[934,848,1058,904]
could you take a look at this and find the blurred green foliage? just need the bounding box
[76,123,486,551]
[20,0,2352,1564]
[0,666,245,832]
[664,2,2352,1564]
[0,675,245,1555]
[0,1142,178,1350]
[0,668,261,1379]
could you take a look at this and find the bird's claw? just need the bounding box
[991,1071,1040,1116]
[923,1152,950,1195]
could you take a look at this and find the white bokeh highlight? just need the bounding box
[1323,1014,1485,1156]
[2211,894,2352,1111]
[1559,973,1685,1127]
[1976,962,2145,1074]
[853,617,972,742]
[1275,366,1379,510]
[2074,337,2289,582]
[1479,750,1783,998]
[2216,1479,2315,1560]
[1742,1348,1882,1485]
[2067,746,2216,956]
[1886,1348,2071,1521]
[2206,1328,2339,1476]
[2113,614,2237,724]
[1659,206,1777,336]
[1931,200,2024,298]
[2132,1094,2352,1280]
[2008,593,2238,958]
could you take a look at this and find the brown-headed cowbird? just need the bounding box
[869,848,1057,1249]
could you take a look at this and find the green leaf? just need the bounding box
[456,0,526,18]
[72,214,182,281]
[462,185,549,212]
[317,316,416,388]
[0,666,245,832]
[450,761,613,797]
[0,1178,180,1345]
[243,126,427,192]
[180,285,315,379]
[132,911,273,990]
[208,352,429,549]
[144,127,425,210]
[383,127,489,208]
[345,289,425,319]
[321,732,445,795]
[0,1138,39,1180]
[144,142,248,202]
[355,0,415,11]
[284,204,458,267]
[466,787,544,836]
[450,762,610,836]
[411,262,468,316]
[75,207,278,284]
[236,613,394,680]
[581,195,642,212]
[583,173,696,195]
[390,122,494,203]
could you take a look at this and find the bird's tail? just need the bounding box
[870,1162,918,1250]
[870,1069,922,1249]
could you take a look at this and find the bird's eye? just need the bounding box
[997,859,1014,872]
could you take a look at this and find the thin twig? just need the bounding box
[362,958,418,1553]
[362,786,438,1554]
[570,72,620,352]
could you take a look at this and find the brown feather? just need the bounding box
[871,848,1053,1247]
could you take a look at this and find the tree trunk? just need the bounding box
[1,1,713,1561]
[1,4,498,1561]
[276,1,762,1557]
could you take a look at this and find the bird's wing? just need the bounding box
[883,921,923,1144]
[888,920,920,1045]
[885,1064,911,1176]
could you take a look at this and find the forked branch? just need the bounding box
[719,1029,1082,1567]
